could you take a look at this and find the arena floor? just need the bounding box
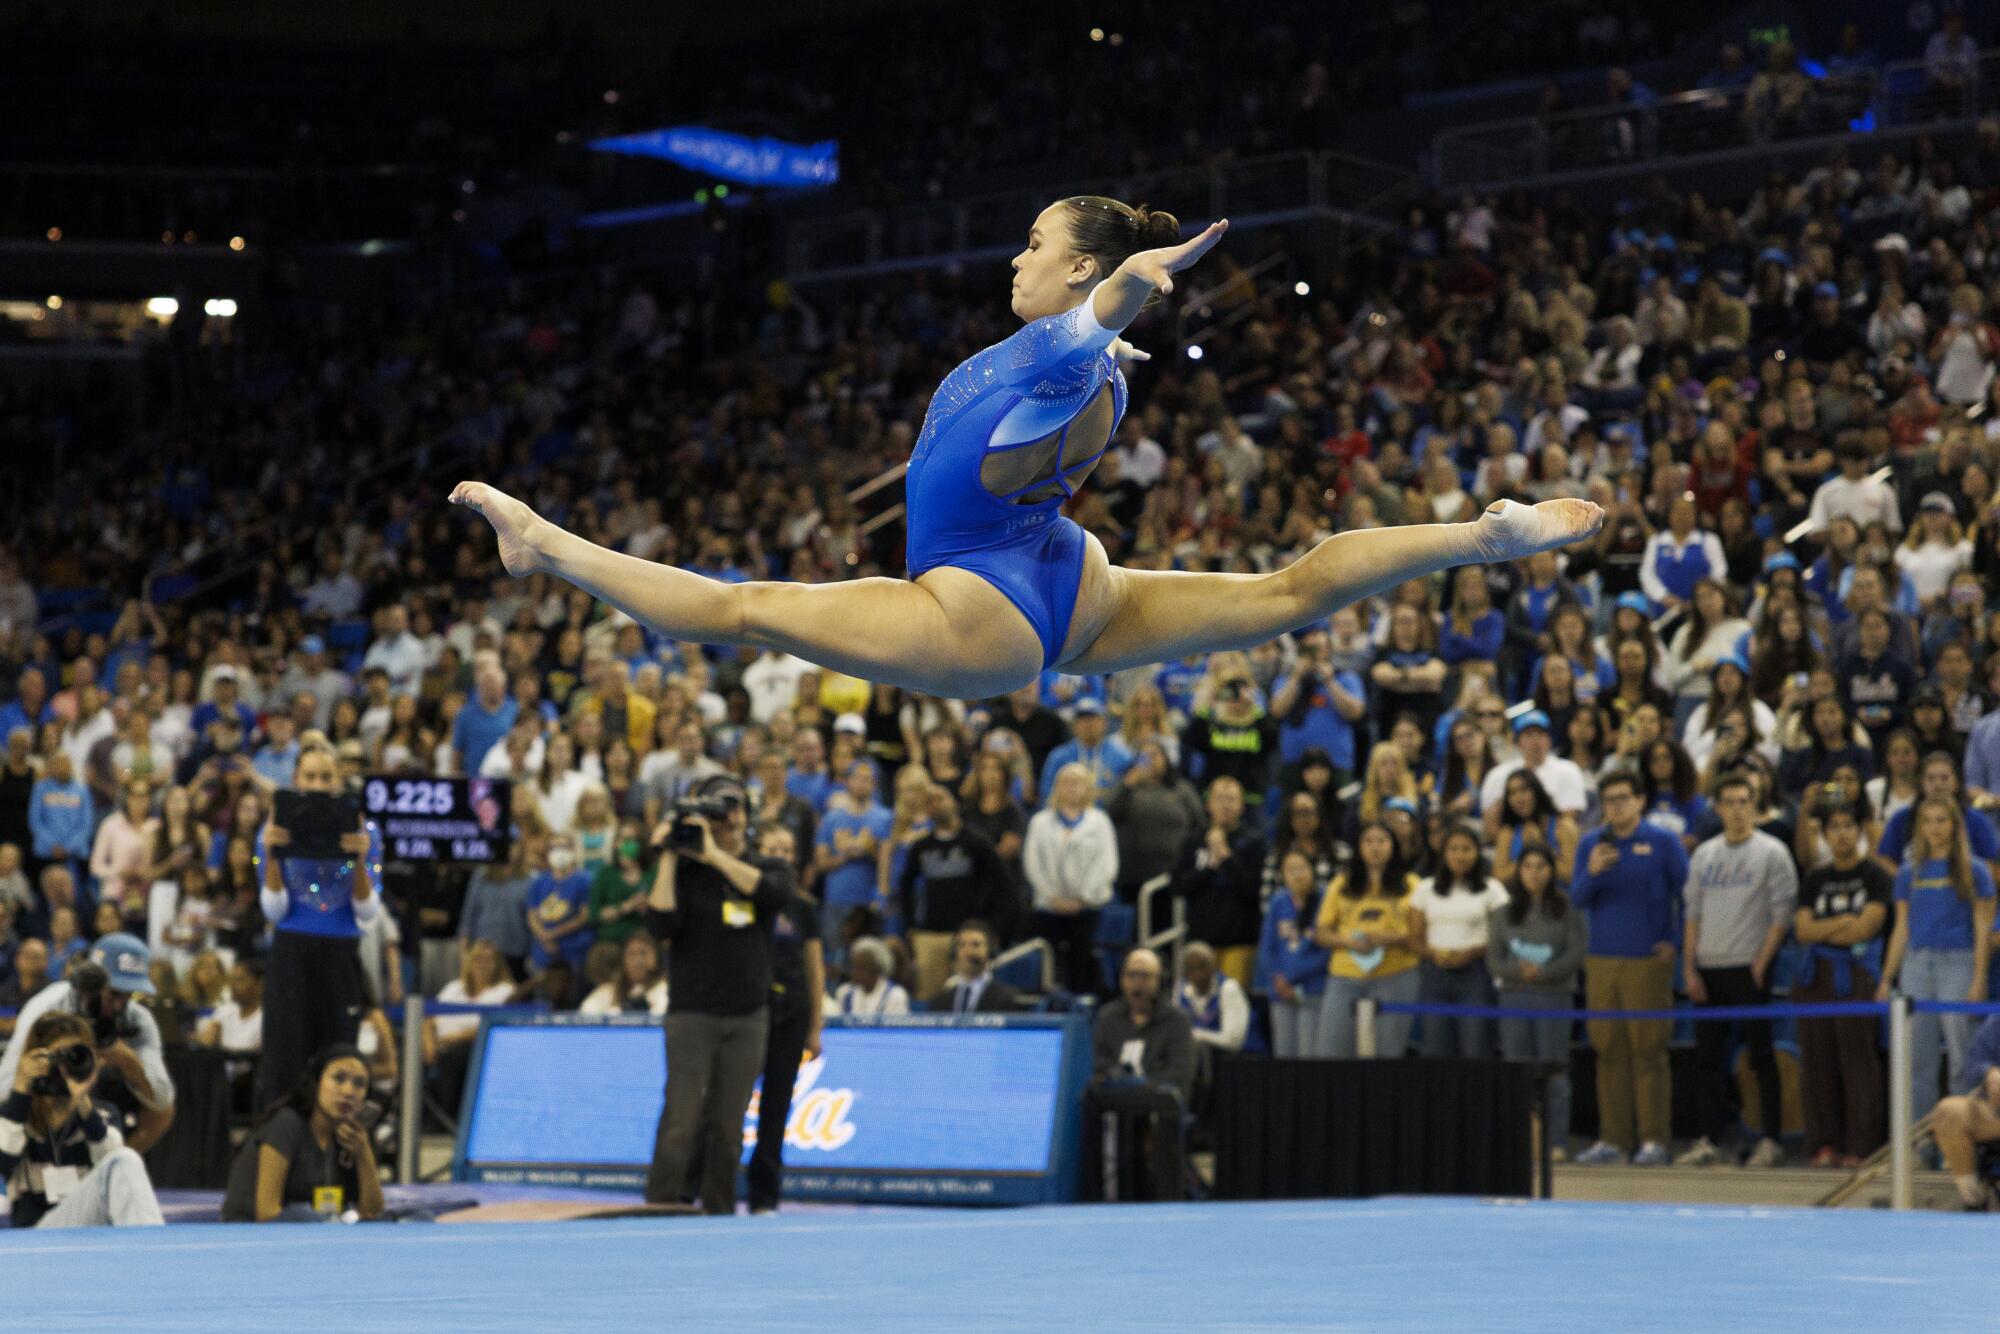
[5,1196,1989,1330]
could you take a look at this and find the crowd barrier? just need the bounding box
[1368,995,2000,1210]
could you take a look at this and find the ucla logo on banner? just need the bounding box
[742,1056,857,1152]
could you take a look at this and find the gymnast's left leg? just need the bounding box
[1060,499,1602,675]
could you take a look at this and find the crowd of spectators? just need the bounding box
[15,82,2000,1194]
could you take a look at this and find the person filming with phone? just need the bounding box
[1,1010,165,1228]
[256,736,384,1108]
[640,775,798,1214]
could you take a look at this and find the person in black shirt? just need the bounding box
[641,776,796,1213]
[745,822,823,1215]
[221,1043,382,1222]
[989,684,1071,782]
[1792,803,1891,1166]
[896,788,1012,998]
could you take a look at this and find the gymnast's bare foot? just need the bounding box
[1465,498,1604,563]
[450,481,552,577]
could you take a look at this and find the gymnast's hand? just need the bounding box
[1115,219,1229,298]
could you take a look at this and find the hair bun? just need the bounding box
[1134,206,1181,248]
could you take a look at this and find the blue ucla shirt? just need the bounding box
[816,803,894,908]
[1896,857,1998,953]
[1571,820,1689,957]
[256,823,386,939]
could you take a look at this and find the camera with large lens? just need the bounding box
[30,1041,96,1097]
[668,794,740,852]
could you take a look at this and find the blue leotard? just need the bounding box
[904,295,1127,668]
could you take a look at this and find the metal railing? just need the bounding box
[1432,48,2000,189]
[784,150,1408,282]
[1136,872,1189,993]
[992,936,1056,994]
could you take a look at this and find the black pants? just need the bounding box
[259,930,363,1108]
[1033,908,1101,997]
[746,1004,813,1212]
[1692,965,1780,1147]
[647,1009,769,1213]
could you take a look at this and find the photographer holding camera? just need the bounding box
[0,934,176,1154]
[1,1009,165,1228]
[641,775,799,1214]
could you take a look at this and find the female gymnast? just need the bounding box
[451,198,1602,700]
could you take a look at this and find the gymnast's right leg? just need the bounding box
[449,482,1042,698]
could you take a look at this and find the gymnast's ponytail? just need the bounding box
[1060,196,1183,284]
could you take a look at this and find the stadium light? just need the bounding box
[203,298,239,317]
[1187,344,1204,360]
[1294,281,1311,296]
[145,297,179,318]
[603,89,621,104]
[45,226,60,241]
[44,296,60,310]
[228,235,246,251]
[1090,28,1104,41]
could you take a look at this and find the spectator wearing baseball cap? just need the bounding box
[0,931,177,1153]
[1479,710,1590,821]
[1801,279,1864,365]
[1895,492,1972,609]
[1036,695,1133,806]
[276,635,349,733]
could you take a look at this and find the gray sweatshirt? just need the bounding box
[1684,829,1798,969]
[1486,896,1587,992]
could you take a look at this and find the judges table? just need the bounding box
[1212,1057,1533,1201]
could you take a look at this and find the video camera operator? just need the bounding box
[641,775,798,1214]
[1,1009,165,1228]
[0,933,176,1154]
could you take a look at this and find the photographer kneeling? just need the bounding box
[642,776,798,1214]
[0,934,176,1154]
[2,1010,165,1228]
[221,1044,383,1223]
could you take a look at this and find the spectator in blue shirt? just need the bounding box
[250,712,300,789]
[1270,630,1367,775]
[1877,752,1998,869]
[525,836,595,994]
[1258,848,1332,1057]
[785,729,837,812]
[1876,797,1997,1126]
[1438,567,1506,670]
[28,751,93,890]
[452,660,519,777]
[1965,706,2000,809]
[1153,654,1207,720]
[1036,698,1134,805]
[189,668,257,742]
[1037,669,1107,718]
[0,667,51,742]
[1571,771,1687,1166]
[813,762,893,952]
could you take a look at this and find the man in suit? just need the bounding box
[925,920,1021,1015]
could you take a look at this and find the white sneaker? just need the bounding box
[1673,1137,1722,1167]
[1574,1140,1627,1166]
[1745,1137,1784,1169]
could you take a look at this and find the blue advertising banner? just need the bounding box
[590,126,840,187]
[454,1014,1090,1204]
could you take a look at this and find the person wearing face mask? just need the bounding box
[254,738,383,1110]
[525,836,594,1007]
[587,822,653,946]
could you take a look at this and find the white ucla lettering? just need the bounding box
[738,1056,858,1153]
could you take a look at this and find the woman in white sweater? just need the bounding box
[1024,763,1119,996]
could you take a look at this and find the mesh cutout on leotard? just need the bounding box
[978,380,1118,505]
